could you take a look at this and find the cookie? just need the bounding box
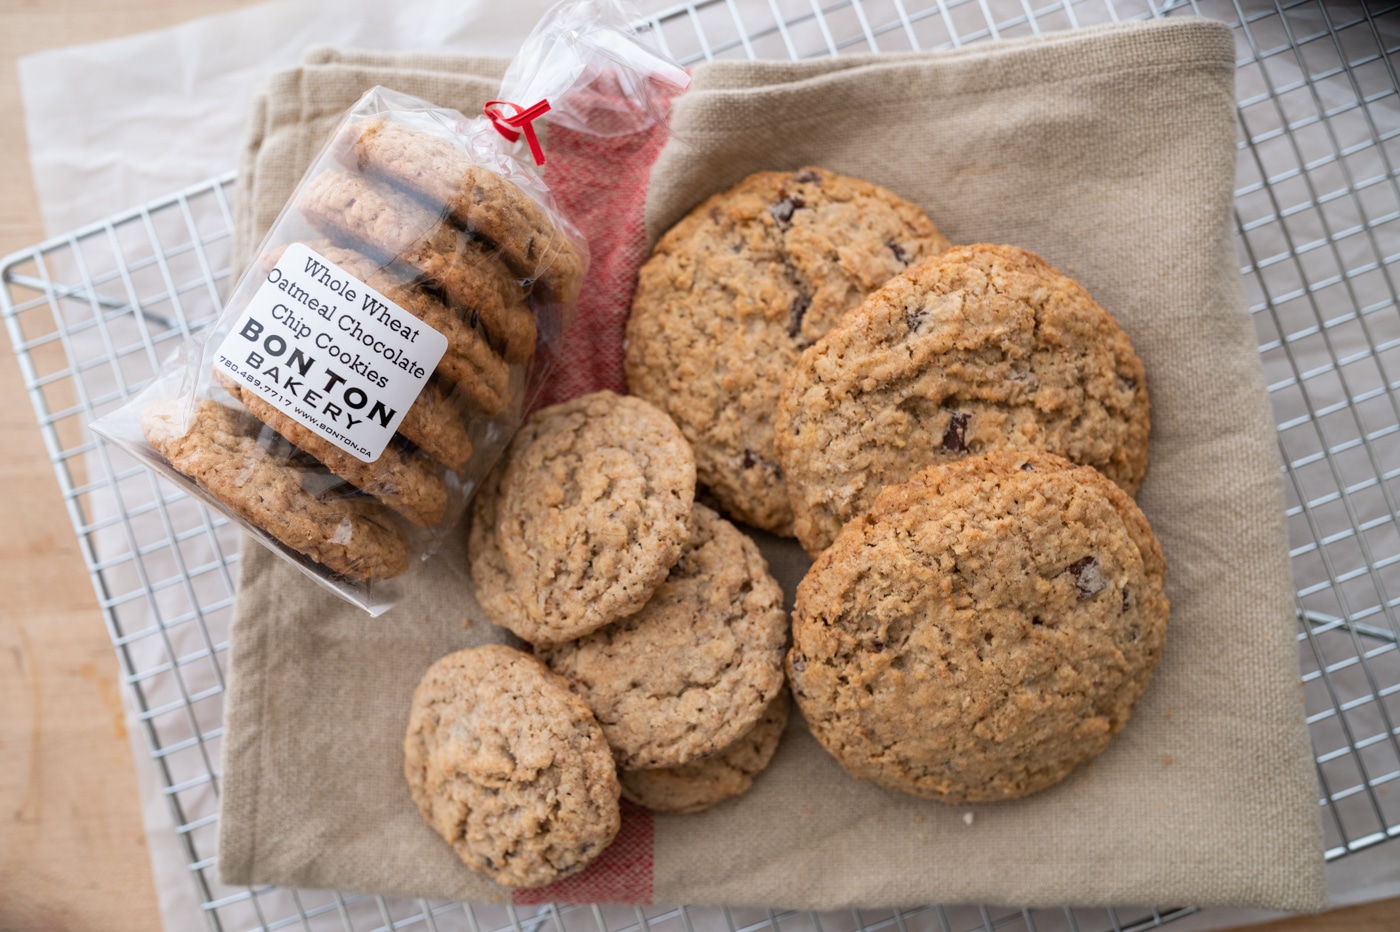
[619,689,789,814]
[776,243,1151,556]
[343,116,584,305]
[141,399,407,580]
[295,240,513,415]
[403,645,620,889]
[787,451,1169,803]
[625,167,949,535]
[393,377,474,472]
[298,171,538,363]
[538,504,788,769]
[217,374,447,527]
[468,390,696,645]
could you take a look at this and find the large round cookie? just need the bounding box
[619,689,789,814]
[776,243,1151,556]
[787,451,1168,803]
[403,645,620,888]
[625,167,949,536]
[538,504,787,769]
[467,390,696,645]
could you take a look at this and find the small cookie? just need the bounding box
[344,117,584,304]
[217,374,447,527]
[538,504,788,769]
[298,171,538,362]
[468,390,696,645]
[297,240,513,415]
[777,243,1151,555]
[620,689,789,814]
[403,645,620,889]
[787,451,1169,803]
[141,399,407,580]
[626,167,949,535]
[393,378,474,472]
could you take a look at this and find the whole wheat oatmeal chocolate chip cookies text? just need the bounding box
[787,451,1168,803]
[403,645,620,888]
[776,243,1151,556]
[625,167,949,536]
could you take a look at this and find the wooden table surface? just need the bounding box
[0,3,1396,931]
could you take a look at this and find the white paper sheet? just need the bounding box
[19,0,557,236]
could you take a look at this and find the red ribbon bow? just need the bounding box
[484,99,552,165]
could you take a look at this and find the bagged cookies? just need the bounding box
[94,0,688,614]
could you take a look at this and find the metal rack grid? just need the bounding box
[1,0,1396,930]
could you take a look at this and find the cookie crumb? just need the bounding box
[1162,756,1173,767]
[962,812,975,826]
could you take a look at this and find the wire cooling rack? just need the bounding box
[2,0,1398,930]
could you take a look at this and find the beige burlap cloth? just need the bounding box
[217,20,1328,911]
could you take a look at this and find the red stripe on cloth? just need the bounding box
[512,798,655,905]
[533,105,673,407]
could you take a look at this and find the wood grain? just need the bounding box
[0,5,259,930]
[0,2,1394,931]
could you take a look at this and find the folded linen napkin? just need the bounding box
[217,20,1327,911]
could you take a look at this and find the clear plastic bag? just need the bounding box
[92,0,687,615]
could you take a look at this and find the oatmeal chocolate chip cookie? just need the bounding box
[296,240,513,415]
[538,504,788,770]
[619,689,789,814]
[777,243,1151,556]
[141,399,407,579]
[403,645,620,889]
[391,377,474,473]
[625,167,949,536]
[343,117,584,305]
[217,374,448,527]
[298,171,538,363]
[787,451,1168,803]
[468,390,696,645]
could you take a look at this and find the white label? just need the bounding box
[214,243,448,463]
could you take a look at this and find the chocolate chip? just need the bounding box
[770,196,805,227]
[905,306,927,332]
[1067,556,1106,599]
[1031,615,1044,626]
[794,169,822,185]
[469,308,481,328]
[869,640,885,653]
[791,653,807,673]
[888,240,910,265]
[789,294,811,339]
[941,411,970,453]
[1021,461,1035,471]
[1122,589,1131,611]
[1127,626,1140,642]
[742,449,758,469]
[1118,374,1137,392]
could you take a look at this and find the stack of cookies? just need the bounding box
[410,168,1170,888]
[622,169,1168,801]
[141,116,584,582]
[405,390,792,888]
